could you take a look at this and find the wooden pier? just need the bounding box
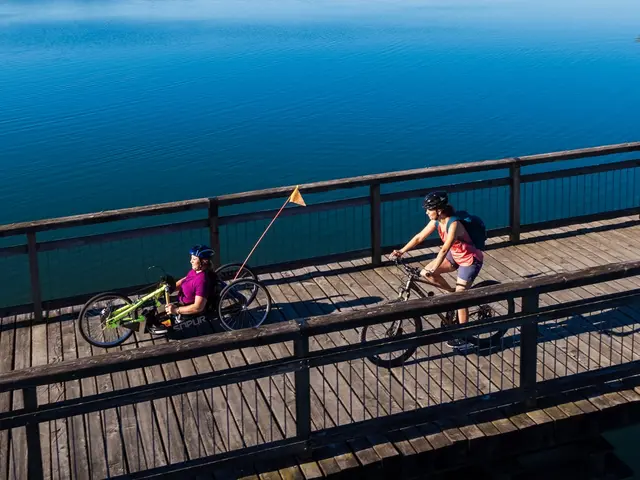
[0,218,639,478]
[1,143,640,479]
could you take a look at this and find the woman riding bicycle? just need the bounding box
[390,191,484,348]
[147,244,216,335]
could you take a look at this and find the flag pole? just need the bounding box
[232,191,294,281]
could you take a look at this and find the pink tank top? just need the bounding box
[437,220,484,267]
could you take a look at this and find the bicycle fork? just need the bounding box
[398,278,413,301]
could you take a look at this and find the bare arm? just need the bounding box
[391,221,437,257]
[177,296,207,315]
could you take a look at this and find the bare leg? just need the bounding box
[455,279,474,324]
[420,260,456,293]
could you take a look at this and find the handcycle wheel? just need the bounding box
[215,263,259,304]
[78,292,135,348]
[439,280,514,348]
[361,298,423,369]
[215,263,257,282]
[217,278,272,331]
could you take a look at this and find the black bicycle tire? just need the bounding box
[361,298,423,369]
[466,279,512,347]
[217,279,272,331]
[215,263,259,304]
[77,292,135,348]
[441,279,513,348]
[214,263,257,281]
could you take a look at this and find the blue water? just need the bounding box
[1,0,639,224]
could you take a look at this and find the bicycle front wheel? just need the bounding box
[361,299,423,369]
[77,292,135,348]
[218,279,272,331]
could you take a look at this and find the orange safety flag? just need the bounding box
[288,185,306,206]
[232,185,308,280]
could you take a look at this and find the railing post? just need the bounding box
[208,198,221,269]
[509,161,521,243]
[26,232,43,323]
[370,183,382,266]
[294,324,311,440]
[520,293,539,408]
[24,387,44,480]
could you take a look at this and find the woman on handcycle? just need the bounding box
[389,191,484,349]
[146,244,216,335]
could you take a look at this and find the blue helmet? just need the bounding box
[189,244,215,260]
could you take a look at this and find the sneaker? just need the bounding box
[446,338,473,350]
[148,323,169,335]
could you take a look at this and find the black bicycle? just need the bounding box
[361,258,514,368]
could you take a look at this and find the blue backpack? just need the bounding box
[446,210,487,251]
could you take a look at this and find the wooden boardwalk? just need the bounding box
[2,217,640,479]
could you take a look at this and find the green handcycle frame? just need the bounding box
[77,263,271,348]
[103,281,172,330]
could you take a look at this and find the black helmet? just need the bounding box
[189,244,215,260]
[423,191,448,210]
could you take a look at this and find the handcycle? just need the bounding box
[77,263,271,348]
[360,258,514,368]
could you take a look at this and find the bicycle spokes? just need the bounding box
[80,295,135,348]
[477,304,493,320]
[218,278,271,331]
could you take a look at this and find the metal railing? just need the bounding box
[0,141,639,318]
[0,261,639,478]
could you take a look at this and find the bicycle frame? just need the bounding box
[396,261,448,299]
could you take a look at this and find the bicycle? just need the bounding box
[77,263,272,348]
[360,258,514,368]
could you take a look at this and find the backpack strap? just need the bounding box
[445,216,459,234]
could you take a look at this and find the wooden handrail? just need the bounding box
[0,259,639,391]
[0,141,637,238]
[216,142,640,206]
[0,198,210,238]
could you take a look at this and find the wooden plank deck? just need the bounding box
[2,217,640,479]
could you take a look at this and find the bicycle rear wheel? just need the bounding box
[218,279,272,331]
[439,280,514,348]
[466,280,513,347]
[78,292,135,348]
[361,299,423,369]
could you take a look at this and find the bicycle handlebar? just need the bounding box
[392,257,424,277]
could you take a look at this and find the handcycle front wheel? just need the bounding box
[77,292,135,348]
[217,278,272,331]
[360,299,423,369]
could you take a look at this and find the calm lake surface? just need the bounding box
[1,1,640,475]
[1,0,639,224]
